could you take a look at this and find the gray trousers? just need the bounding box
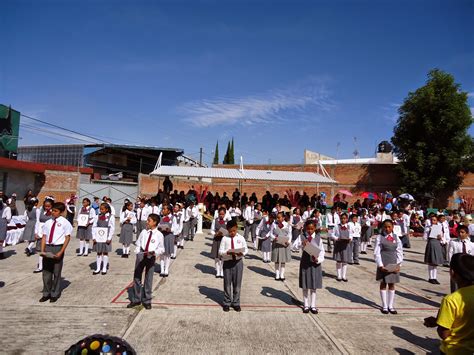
[351,238,360,263]
[243,222,253,241]
[400,234,411,248]
[136,221,147,239]
[184,219,197,240]
[250,223,258,242]
[131,254,156,304]
[42,244,64,298]
[223,259,243,307]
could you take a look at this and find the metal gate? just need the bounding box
[79,181,138,214]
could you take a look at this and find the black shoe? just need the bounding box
[93,271,101,275]
[76,253,83,257]
[127,302,141,308]
[303,307,310,313]
[50,297,59,303]
[171,256,176,259]
[342,278,348,282]
[354,262,360,265]
[83,254,88,257]
[143,303,152,310]
[389,308,398,315]
[336,278,342,282]
[280,278,285,281]
[39,296,50,303]
[160,273,165,277]
[121,254,126,258]
[433,279,440,285]
[310,308,319,314]
[223,305,230,312]
[233,305,241,312]
[428,279,435,284]
[381,308,389,314]
[33,269,42,273]
[215,275,219,279]
[101,271,107,275]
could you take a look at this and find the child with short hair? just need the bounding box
[348,214,362,265]
[374,219,403,314]
[33,198,54,273]
[218,219,248,312]
[424,254,474,355]
[292,219,325,314]
[39,202,73,303]
[448,225,473,292]
[23,198,38,257]
[127,213,164,310]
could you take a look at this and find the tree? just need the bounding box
[229,138,235,164]
[213,141,219,165]
[223,141,230,164]
[391,69,474,204]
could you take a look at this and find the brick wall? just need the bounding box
[37,170,80,203]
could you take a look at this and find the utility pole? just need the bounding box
[199,147,203,166]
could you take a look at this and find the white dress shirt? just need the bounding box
[184,206,199,222]
[120,210,137,225]
[325,212,340,228]
[218,233,248,261]
[42,216,73,245]
[76,206,96,224]
[172,212,184,235]
[348,221,361,238]
[135,228,165,255]
[243,206,255,223]
[331,224,352,241]
[373,234,404,267]
[448,238,473,260]
[92,213,116,241]
[213,209,232,221]
[1,206,12,221]
[292,232,325,264]
[137,206,151,222]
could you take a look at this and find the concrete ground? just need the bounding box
[0,227,446,354]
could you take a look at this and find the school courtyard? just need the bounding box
[0,229,444,354]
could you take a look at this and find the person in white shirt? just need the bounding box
[119,202,137,258]
[0,199,12,258]
[171,204,184,257]
[256,212,274,263]
[211,207,227,278]
[424,215,444,284]
[92,203,116,275]
[127,214,164,310]
[438,214,451,266]
[251,203,264,249]
[38,202,73,303]
[360,209,372,254]
[229,202,241,223]
[243,201,255,243]
[331,213,352,282]
[213,204,232,222]
[348,214,362,264]
[325,207,340,252]
[374,219,403,314]
[75,198,96,257]
[302,206,314,222]
[448,225,473,292]
[158,205,174,277]
[33,199,54,273]
[183,201,199,241]
[271,212,292,281]
[218,219,248,312]
[135,199,151,240]
[105,197,116,216]
[400,211,412,248]
[292,219,325,314]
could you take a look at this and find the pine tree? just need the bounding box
[223,141,231,164]
[229,138,235,164]
[213,141,219,165]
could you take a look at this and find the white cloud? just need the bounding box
[382,103,401,124]
[180,79,336,128]
[467,92,474,97]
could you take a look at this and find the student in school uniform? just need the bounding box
[127,213,164,310]
[448,225,473,292]
[243,200,255,243]
[23,198,39,256]
[92,203,115,275]
[66,198,76,226]
[38,202,73,303]
[183,201,198,241]
[76,198,96,257]
[213,203,232,222]
[135,199,150,241]
[424,214,444,284]
[256,212,274,263]
[229,201,241,223]
[171,203,184,258]
[291,208,303,242]
[33,199,54,273]
[302,205,313,222]
[331,213,352,282]
[348,214,362,265]
[438,214,451,267]
[251,203,263,250]
[400,210,412,248]
[292,219,325,314]
[374,219,403,314]
[119,201,137,258]
[0,198,12,258]
[158,205,174,277]
[271,212,292,281]
[359,209,372,254]
[325,207,340,253]
[218,219,248,312]
[211,207,227,278]
[105,197,116,217]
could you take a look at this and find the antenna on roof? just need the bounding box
[154,152,163,170]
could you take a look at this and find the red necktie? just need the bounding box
[48,219,57,244]
[387,234,394,242]
[307,234,313,243]
[462,241,467,254]
[46,210,51,216]
[231,237,236,261]
[145,231,153,252]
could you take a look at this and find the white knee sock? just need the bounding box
[122,245,126,255]
[310,290,317,308]
[215,259,221,275]
[27,242,35,251]
[380,289,387,310]
[173,245,177,257]
[275,263,280,279]
[336,262,342,279]
[387,289,395,309]
[432,266,437,280]
[342,264,348,279]
[37,256,43,270]
[219,260,224,276]
[89,240,93,251]
[361,242,367,252]
[428,265,434,279]
[83,242,88,255]
[303,289,309,308]
[165,256,170,275]
[95,255,102,272]
[79,240,84,254]
[102,255,109,272]
[160,257,165,273]
[280,263,286,279]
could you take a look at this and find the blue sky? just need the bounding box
[2,0,473,164]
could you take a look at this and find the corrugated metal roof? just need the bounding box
[150,166,336,184]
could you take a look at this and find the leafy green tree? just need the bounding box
[213,141,219,165]
[223,141,231,164]
[229,138,235,164]
[391,69,473,203]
